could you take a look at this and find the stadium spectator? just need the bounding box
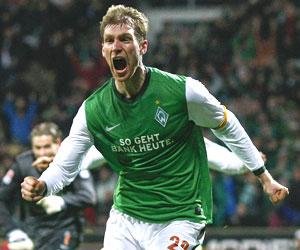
[212,173,237,226]
[66,45,109,91]
[233,172,266,226]
[2,92,38,146]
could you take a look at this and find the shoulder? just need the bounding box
[85,79,113,115]
[148,67,187,84]
[7,151,34,179]
[85,78,113,116]
[185,77,215,101]
[15,151,34,165]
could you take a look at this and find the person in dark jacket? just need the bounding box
[0,122,96,250]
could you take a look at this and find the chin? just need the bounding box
[116,76,130,82]
[114,72,131,82]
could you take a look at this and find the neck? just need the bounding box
[115,65,146,99]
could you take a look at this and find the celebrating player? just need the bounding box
[21,5,288,250]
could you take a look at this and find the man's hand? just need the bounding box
[32,156,54,172]
[269,188,289,204]
[7,229,34,250]
[258,170,289,205]
[21,176,46,202]
[37,195,65,214]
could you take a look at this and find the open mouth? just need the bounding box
[113,57,127,71]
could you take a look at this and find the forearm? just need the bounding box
[205,138,248,175]
[256,169,278,193]
[39,136,92,195]
[212,110,265,175]
[40,103,94,195]
[257,170,273,183]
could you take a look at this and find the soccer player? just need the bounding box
[21,5,288,250]
[0,122,96,250]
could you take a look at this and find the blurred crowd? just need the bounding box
[0,0,300,229]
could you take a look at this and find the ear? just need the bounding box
[55,138,62,146]
[140,39,148,55]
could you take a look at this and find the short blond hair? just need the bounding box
[100,5,149,42]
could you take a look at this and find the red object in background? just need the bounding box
[0,240,9,250]
[69,53,109,90]
[84,207,97,225]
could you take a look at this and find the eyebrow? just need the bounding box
[104,32,133,38]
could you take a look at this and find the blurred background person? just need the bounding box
[276,162,300,226]
[0,122,96,250]
[2,91,38,146]
[94,163,117,227]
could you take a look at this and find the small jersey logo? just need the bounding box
[105,123,120,132]
[155,107,169,127]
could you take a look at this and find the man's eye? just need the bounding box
[104,39,113,43]
[122,37,131,42]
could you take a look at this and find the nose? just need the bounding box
[37,148,48,157]
[112,39,122,51]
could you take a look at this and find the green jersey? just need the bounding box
[40,66,265,225]
[85,67,216,224]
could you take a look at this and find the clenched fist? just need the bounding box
[21,176,46,202]
[269,187,289,205]
[258,170,289,205]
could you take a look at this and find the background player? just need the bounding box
[0,122,96,250]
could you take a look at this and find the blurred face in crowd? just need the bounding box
[102,24,148,83]
[31,135,60,172]
[15,96,27,112]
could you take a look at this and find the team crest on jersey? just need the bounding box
[155,106,169,127]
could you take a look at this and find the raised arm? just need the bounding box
[37,169,97,215]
